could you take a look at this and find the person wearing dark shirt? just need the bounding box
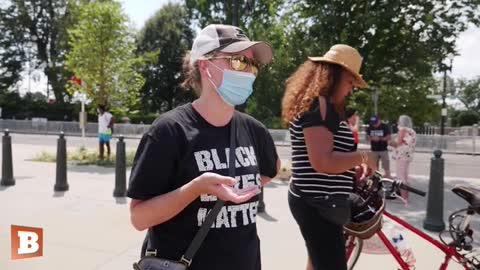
[127,24,280,270]
[282,44,378,270]
[366,115,392,178]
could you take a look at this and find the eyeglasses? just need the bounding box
[208,55,259,75]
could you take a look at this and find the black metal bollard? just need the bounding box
[258,186,266,213]
[113,135,126,197]
[423,150,445,232]
[54,132,69,192]
[1,129,15,186]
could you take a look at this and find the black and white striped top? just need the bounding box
[288,99,356,198]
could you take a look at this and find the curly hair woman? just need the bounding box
[282,44,378,270]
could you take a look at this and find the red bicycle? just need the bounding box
[345,173,480,270]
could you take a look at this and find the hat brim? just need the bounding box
[308,57,368,88]
[220,41,273,64]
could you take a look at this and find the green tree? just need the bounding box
[455,77,480,111]
[293,0,479,124]
[451,110,480,126]
[186,0,252,28]
[246,4,309,128]
[185,0,480,128]
[0,0,86,103]
[0,3,25,93]
[136,3,195,113]
[65,1,145,114]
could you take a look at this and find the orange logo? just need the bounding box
[11,225,43,260]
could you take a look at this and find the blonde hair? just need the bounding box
[181,51,220,96]
[398,115,413,129]
[181,51,202,95]
[281,60,344,125]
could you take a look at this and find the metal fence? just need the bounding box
[415,125,479,137]
[413,134,479,154]
[356,131,479,155]
[0,119,149,138]
[1,119,478,154]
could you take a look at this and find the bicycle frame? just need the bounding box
[376,210,469,270]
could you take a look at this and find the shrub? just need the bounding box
[452,110,480,126]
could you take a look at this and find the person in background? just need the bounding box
[345,108,359,150]
[282,44,377,270]
[97,104,114,160]
[366,115,391,178]
[390,115,417,203]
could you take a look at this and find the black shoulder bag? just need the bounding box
[133,115,236,270]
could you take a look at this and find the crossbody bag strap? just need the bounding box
[179,113,236,266]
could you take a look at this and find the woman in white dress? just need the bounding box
[390,115,417,203]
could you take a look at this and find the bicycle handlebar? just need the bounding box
[378,177,426,197]
[398,181,427,197]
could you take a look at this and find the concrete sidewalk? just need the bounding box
[1,144,479,270]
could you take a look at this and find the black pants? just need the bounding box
[288,192,347,270]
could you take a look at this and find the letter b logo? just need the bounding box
[11,225,43,260]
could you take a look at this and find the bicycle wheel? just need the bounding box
[346,234,363,270]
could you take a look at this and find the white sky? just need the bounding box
[450,25,480,79]
[120,0,177,30]
[18,1,480,97]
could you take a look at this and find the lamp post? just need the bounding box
[440,58,453,136]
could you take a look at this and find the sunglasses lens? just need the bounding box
[231,55,248,71]
[231,55,259,75]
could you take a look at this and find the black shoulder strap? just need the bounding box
[145,113,237,266]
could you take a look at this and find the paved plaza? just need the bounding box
[1,134,479,270]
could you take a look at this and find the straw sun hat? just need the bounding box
[308,44,368,88]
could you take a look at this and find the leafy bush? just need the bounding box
[451,110,480,126]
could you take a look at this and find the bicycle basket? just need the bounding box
[344,192,385,240]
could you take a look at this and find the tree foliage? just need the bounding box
[65,1,145,114]
[185,0,480,127]
[0,3,26,92]
[451,110,480,126]
[0,0,84,103]
[136,3,195,113]
[455,76,480,111]
[292,0,479,125]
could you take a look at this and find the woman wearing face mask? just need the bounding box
[127,24,280,270]
[282,44,378,270]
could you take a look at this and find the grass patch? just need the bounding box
[32,146,135,167]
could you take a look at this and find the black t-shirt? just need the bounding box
[127,103,278,270]
[366,123,391,151]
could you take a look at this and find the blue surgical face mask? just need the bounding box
[207,62,256,106]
